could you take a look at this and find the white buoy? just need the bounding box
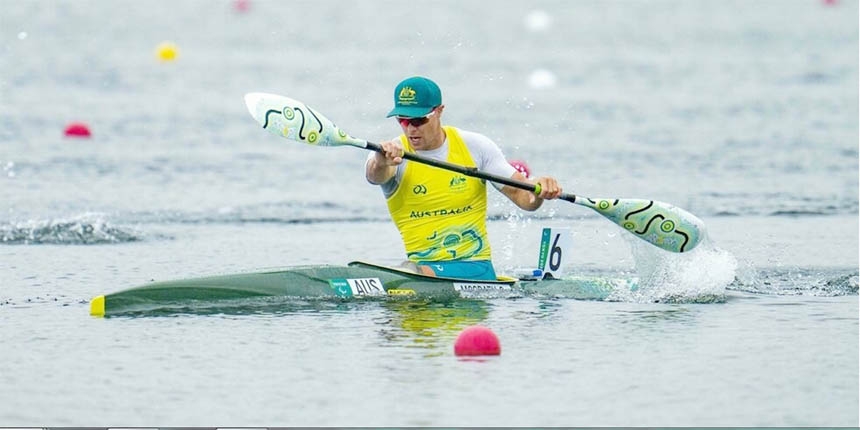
[524,10,552,32]
[527,69,557,89]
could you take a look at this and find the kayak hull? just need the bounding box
[91,261,634,316]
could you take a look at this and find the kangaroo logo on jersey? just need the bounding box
[449,175,468,192]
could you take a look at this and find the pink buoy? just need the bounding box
[509,160,531,178]
[454,325,501,356]
[64,122,91,138]
[233,0,251,12]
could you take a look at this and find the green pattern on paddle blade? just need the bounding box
[244,92,367,148]
[576,198,705,252]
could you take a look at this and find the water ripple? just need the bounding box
[729,268,859,297]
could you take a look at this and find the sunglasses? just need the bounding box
[396,109,437,127]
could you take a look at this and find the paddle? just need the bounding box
[244,92,706,253]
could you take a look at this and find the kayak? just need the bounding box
[89,261,637,317]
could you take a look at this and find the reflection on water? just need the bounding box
[103,296,371,318]
[378,300,491,354]
[106,296,497,358]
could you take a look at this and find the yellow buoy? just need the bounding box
[156,41,179,62]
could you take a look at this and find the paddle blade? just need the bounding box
[244,92,367,148]
[577,198,705,253]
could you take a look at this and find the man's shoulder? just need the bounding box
[452,127,491,142]
[449,127,498,150]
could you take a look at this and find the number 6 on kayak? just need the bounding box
[244,92,706,253]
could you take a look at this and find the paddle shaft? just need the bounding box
[243,92,705,253]
[365,141,577,203]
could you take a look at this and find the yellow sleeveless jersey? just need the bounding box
[386,126,492,262]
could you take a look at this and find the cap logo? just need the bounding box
[398,86,417,105]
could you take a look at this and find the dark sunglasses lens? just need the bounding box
[398,116,429,127]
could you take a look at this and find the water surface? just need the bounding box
[1,0,857,426]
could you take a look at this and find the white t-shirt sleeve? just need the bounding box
[458,129,517,191]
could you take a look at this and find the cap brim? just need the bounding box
[386,106,435,118]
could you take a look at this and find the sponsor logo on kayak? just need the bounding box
[409,205,472,219]
[387,288,416,296]
[329,278,385,297]
[452,282,511,292]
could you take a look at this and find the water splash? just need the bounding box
[609,235,737,303]
[497,209,534,269]
[819,272,859,295]
[0,213,142,245]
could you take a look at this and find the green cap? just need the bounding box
[386,76,442,118]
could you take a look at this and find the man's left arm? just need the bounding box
[469,132,562,211]
[500,173,562,211]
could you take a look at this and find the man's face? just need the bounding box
[397,106,444,150]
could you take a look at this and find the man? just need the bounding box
[366,76,562,281]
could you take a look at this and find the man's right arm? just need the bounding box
[365,139,404,184]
